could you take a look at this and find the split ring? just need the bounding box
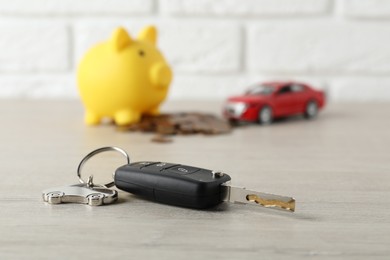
[77,146,130,188]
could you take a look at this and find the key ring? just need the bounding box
[77,146,130,188]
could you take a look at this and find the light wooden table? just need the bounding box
[1,100,389,259]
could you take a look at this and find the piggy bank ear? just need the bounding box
[138,26,157,45]
[111,27,133,52]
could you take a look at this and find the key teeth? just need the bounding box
[246,194,296,212]
[289,199,296,212]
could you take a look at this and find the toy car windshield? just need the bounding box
[245,85,275,96]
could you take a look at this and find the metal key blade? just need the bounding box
[221,184,295,212]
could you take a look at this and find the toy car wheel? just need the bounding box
[87,193,105,206]
[45,191,65,204]
[258,106,273,124]
[304,100,318,119]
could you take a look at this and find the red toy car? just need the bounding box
[224,81,325,124]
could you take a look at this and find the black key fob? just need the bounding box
[114,161,231,209]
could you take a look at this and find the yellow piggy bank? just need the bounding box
[77,26,172,126]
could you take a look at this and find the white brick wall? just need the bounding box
[341,0,390,18]
[160,0,331,16]
[0,21,69,72]
[0,0,390,101]
[0,0,153,15]
[248,21,390,74]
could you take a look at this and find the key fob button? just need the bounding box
[167,165,200,175]
[130,161,158,169]
[143,163,179,173]
[154,162,177,169]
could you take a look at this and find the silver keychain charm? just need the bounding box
[42,147,130,206]
[42,183,117,206]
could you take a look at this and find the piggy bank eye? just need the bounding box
[139,50,145,57]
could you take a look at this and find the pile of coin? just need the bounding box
[118,112,231,142]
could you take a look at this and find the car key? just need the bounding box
[114,161,295,212]
[59,147,295,211]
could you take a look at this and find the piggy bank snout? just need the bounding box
[150,62,172,88]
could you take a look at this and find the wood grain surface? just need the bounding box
[0,101,389,259]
